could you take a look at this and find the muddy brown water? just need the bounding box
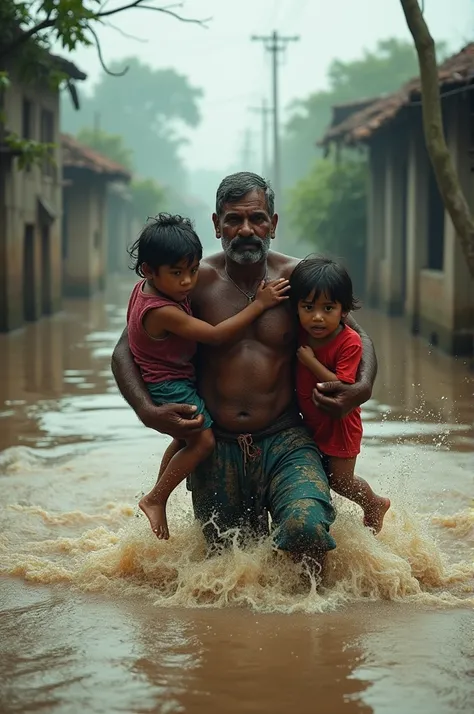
[0,280,473,714]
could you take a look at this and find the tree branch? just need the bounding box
[0,1,209,59]
[97,1,211,26]
[400,0,474,277]
[0,17,55,59]
[101,20,148,43]
[87,24,129,76]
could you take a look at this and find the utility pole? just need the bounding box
[248,98,272,177]
[239,128,253,170]
[251,31,299,209]
[94,111,101,138]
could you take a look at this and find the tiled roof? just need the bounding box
[49,53,86,81]
[61,134,132,181]
[320,43,474,146]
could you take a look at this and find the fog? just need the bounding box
[63,1,470,162]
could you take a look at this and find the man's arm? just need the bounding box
[111,328,204,438]
[345,313,378,388]
[311,315,377,418]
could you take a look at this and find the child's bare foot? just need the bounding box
[139,496,170,539]
[363,497,391,534]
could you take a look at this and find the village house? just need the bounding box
[61,134,131,296]
[107,181,136,275]
[0,50,86,332]
[321,44,474,357]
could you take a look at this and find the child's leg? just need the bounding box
[157,439,184,481]
[327,456,390,534]
[139,428,215,539]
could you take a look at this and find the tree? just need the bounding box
[288,159,368,293]
[62,58,203,190]
[400,0,474,278]
[130,177,167,222]
[76,127,134,169]
[0,1,208,70]
[72,126,167,220]
[281,37,447,192]
[0,1,208,166]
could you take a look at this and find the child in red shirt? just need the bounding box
[127,214,289,540]
[290,255,390,534]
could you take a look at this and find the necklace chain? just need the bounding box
[224,266,268,303]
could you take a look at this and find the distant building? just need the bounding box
[107,182,136,275]
[321,44,474,356]
[61,134,131,296]
[0,50,86,332]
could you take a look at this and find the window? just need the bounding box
[22,99,33,139]
[22,99,33,173]
[40,109,55,177]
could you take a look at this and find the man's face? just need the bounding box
[212,189,278,265]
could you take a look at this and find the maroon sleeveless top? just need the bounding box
[126,280,196,384]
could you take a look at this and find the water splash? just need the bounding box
[1,498,472,614]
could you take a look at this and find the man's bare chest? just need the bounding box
[193,282,296,347]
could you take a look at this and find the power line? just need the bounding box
[251,31,299,221]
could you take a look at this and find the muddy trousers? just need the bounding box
[189,423,336,553]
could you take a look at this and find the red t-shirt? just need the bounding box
[126,280,196,384]
[296,324,363,458]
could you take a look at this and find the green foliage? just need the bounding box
[61,58,203,190]
[282,38,448,191]
[130,178,168,222]
[0,1,96,55]
[288,158,367,269]
[75,124,168,221]
[0,1,204,173]
[3,132,55,170]
[76,127,134,170]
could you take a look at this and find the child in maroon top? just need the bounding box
[290,256,390,534]
[127,213,289,539]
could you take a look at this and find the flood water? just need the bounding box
[1,279,473,714]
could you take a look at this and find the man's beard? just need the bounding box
[221,234,271,265]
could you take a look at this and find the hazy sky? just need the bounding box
[68,0,473,173]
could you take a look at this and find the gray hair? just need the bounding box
[215,172,275,216]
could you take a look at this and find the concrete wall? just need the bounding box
[0,70,62,332]
[417,94,474,355]
[107,183,134,274]
[62,170,108,296]
[366,95,473,356]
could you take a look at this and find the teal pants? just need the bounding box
[190,425,336,553]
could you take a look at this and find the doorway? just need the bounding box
[23,224,36,322]
[41,225,52,314]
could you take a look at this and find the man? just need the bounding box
[111,172,377,564]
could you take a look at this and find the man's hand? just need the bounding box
[312,380,372,419]
[138,402,204,439]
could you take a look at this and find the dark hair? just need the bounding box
[215,171,275,216]
[289,255,361,313]
[128,213,202,277]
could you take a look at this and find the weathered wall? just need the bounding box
[0,69,62,332]
[62,170,107,297]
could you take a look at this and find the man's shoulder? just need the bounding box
[268,251,300,278]
[195,253,223,291]
[201,252,224,271]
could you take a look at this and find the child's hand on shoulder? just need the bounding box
[297,345,316,366]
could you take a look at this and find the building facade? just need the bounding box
[321,45,474,356]
[61,134,131,296]
[0,54,85,332]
